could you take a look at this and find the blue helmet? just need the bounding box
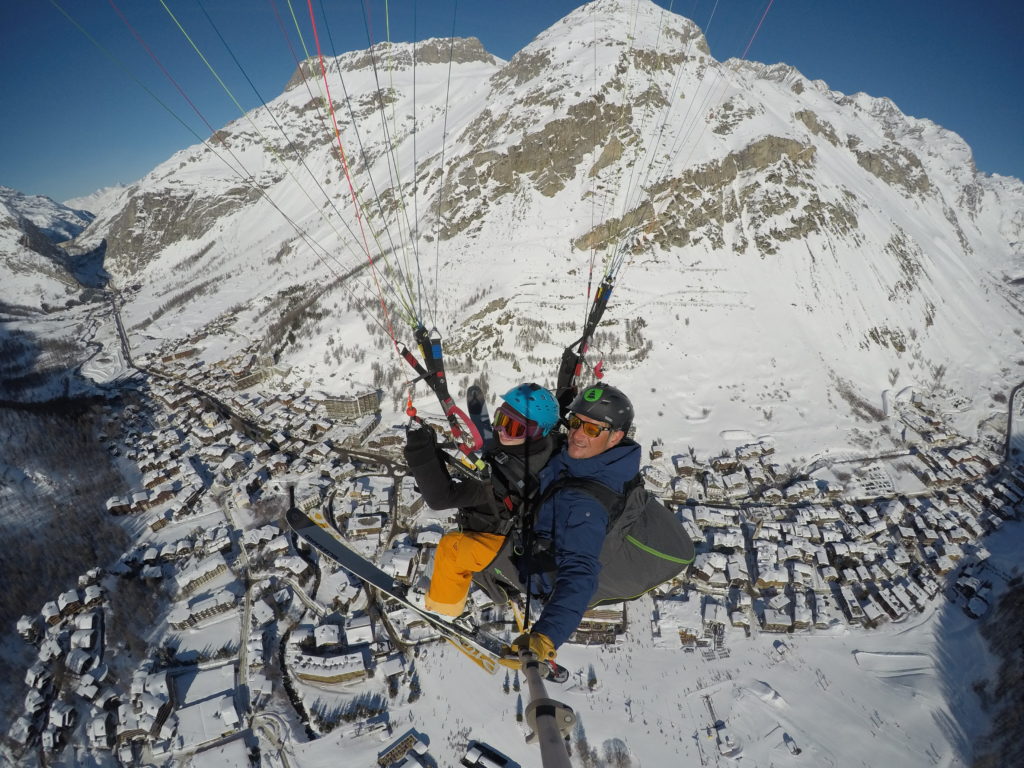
[500,383,560,436]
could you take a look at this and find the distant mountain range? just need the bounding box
[12,0,1024,462]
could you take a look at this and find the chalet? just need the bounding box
[874,589,907,620]
[49,700,75,730]
[58,589,82,616]
[712,531,744,552]
[813,592,845,629]
[730,592,753,628]
[691,552,728,585]
[792,592,812,629]
[673,453,700,477]
[129,490,151,511]
[746,463,768,486]
[861,598,886,627]
[168,592,237,630]
[276,555,310,579]
[761,608,791,632]
[726,555,749,586]
[711,454,739,473]
[25,688,49,714]
[346,614,374,646]
[755,566,788,590]
[702,474,725,502]
[88,714,113,750]
[292,649,367,684]
[220,453,248,481]
[654,596,703,645]
[25,661,51,689]
[783,480,817,502]
[839,586,865,623]
[67,648,93,675]
[348,514,384,537]
[722,471,748,497]
[574,603,628,643]
[106,495,132,515]
[176,554,229,596]
[314,624,343,649]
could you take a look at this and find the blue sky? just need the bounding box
[1,1,1021,203]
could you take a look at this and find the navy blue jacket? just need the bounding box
[529,438,641,647]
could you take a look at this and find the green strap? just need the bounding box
[625,534,695,565]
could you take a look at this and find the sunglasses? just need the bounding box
[567,414,614,438]
[494,404,544,439]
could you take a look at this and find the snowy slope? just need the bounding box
[64,184,129,220]
[71,0,1024,468]
[0,187,87,311]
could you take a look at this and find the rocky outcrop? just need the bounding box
[103,186,263,276]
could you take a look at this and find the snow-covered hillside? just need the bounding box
[64,185,128,221]
[71,0,1024,467]
[0,186,91,311]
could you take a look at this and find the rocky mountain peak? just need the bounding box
[285,36,498,91]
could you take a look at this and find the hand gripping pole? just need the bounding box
[520,649,575,768]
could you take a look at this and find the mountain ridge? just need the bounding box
[53,0,1024,465]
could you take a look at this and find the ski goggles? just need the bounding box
[493,404,544,440]
[567,414,615,438]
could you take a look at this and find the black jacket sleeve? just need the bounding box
[403,439,492,511]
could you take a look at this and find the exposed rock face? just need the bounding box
[575,136,833,254]
[101,187,263,275]
[439,98,633,238]
[854,144,932,196]
[286,37,498,90]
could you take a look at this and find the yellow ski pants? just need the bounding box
[425,531,505,616]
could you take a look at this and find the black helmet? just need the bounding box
[569,384,633,431]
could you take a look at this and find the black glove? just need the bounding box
[405,422,438,454]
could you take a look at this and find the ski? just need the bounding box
[287,507,506,674]
[466,384,493,445]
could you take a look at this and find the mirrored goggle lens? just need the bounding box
[567,414,610,438]
[494,405,541,439]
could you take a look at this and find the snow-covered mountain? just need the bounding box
[64,184,128,220]
[0,186,93,311]
[72,0,1024,465]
